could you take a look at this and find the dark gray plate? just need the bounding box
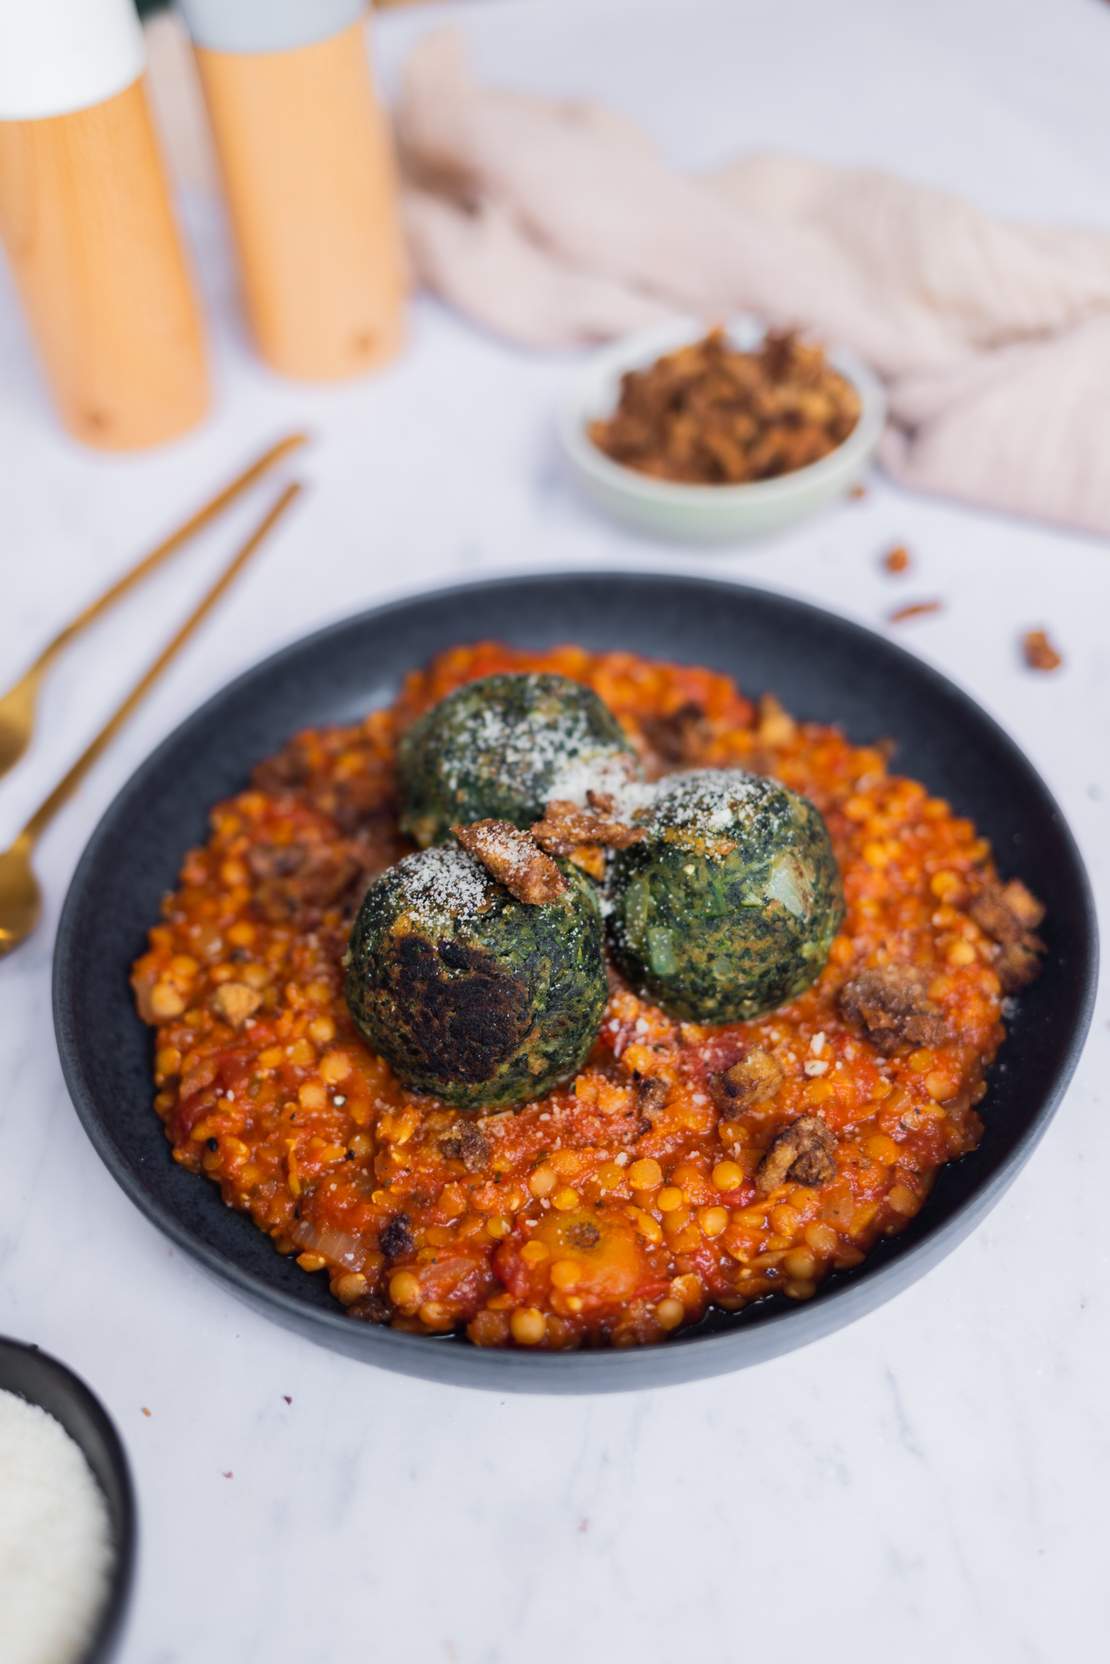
[53,573,1097,1392]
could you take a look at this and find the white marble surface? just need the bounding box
[1,2,1108,1659]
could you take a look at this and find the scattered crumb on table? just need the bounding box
[883,545,911,574]
[888,599,943,623]
[1022,628,1062,671]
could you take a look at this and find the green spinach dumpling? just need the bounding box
[608,770,843,1023]
[397,673,636,847]
[345,843,607,1111]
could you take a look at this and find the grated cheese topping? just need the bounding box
[395,843,491,921]
[651,768,784,836]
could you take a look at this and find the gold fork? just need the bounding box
[0,481,304,960]
[0,432,307,780]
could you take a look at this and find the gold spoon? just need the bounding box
[0,432,307,781]
[0,481,304,960]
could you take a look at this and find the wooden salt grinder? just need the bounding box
[0,0,210,449]
[181,0,407,381]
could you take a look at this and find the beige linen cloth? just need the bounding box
[396,32,1110,536]
[146,19,1110,535]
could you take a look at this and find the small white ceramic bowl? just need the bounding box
[559,316,886,543]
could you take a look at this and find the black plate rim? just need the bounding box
[52,570,1099,1391]
[0,1336,136,1660]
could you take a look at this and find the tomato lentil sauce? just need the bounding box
[132,644,1020,1350]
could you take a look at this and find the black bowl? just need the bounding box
[0,1338,136,1660]
[53,573,1097,1392]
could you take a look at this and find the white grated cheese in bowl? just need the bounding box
[0,1388,115,1664]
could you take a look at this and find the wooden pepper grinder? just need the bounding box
[180,0,407,380]
[0,0,210,450]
